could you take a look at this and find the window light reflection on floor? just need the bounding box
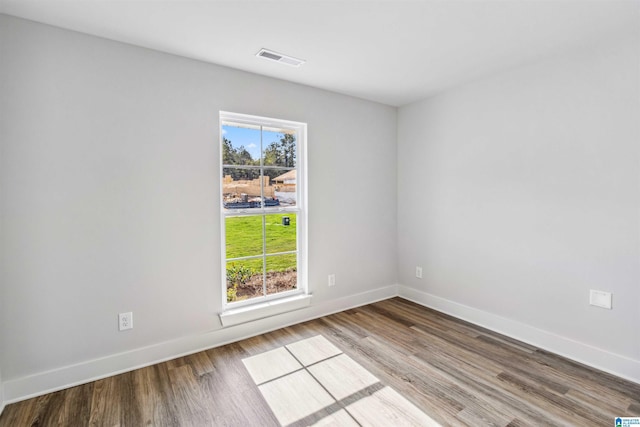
[242,335,441,426]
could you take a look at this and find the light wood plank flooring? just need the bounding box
[1,297,639,426]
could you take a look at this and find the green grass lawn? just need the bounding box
[225,213,297,273]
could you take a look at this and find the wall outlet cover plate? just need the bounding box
[589,290,612,310]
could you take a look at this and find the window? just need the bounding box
[220,112,307,310]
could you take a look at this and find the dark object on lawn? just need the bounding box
[224,197,280,209]
[282,216,290,226]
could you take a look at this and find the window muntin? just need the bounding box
[220,112,306,308]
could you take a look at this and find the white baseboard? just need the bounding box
[3,284,398,404]
[0,378,4,417]
[397,284,640,385]
[5,282,638,406]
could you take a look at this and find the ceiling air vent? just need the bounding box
[256,48,305,67]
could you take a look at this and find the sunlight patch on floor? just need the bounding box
[242,335,441,426]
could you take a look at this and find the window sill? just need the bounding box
[219,294,312,327]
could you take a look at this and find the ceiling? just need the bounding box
[1,0,638,106]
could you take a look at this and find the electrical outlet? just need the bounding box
[589,290,612,309]
[328,274,336,287]
[119,312,133,331]
[416,266,423,279]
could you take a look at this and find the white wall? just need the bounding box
[0,14,397,400]
[0,18,5,409]
[398,34,640,379]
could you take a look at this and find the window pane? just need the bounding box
[225,216,263,258]
[222,168,265,209]
[221,112,305,308]
[268,169,297,208]
[222,124,261,166]
[263,129,296,168]
[265,213,296,254]
[266,254,297,295]
[226,259,264,303]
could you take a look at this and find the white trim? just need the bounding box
[5,283,638,404]
[2,284,398,404]
[397,284,640,385]
[0,370,4,417]
[219,111,308,313]
[219,294,312,327]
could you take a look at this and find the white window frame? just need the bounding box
[219,111,308,314]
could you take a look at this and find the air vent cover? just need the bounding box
[256,48,305,67]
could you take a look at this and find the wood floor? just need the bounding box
[1,297,639,426]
